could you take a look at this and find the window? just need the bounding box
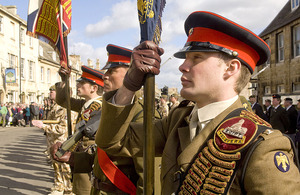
[52,52,56,61]
[20,28,25,43]
[292,0,299,11]
[0,16,3,33]
[10,22,15,40]
[41,67,44,82]
[277,84,285,94]
[39,46,43,56]
[277,33,284,62]
[265,86,271,95]
[20,58,25,79]
[47,68,50,83]
[293,83,300,92]
[8,54,17,68]
[293,25,300,57]
[29,36,33,47]
[28,60,35,80]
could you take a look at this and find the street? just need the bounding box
[0,126,53,195]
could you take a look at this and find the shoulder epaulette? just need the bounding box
[89,98,102,111]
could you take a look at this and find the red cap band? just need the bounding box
[187,27,260,71]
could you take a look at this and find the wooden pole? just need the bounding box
[143,74,155,194]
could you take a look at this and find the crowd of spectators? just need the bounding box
[0,101,47,127]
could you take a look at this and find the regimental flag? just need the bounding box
[27,0,72,69]
[138,0,166,44]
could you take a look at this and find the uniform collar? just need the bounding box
[83,96,102,109]
[190,95,238,123]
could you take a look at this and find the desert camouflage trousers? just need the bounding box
[52,160,73,193]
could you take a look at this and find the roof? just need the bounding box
[38,40,60,65]
[260,1,300,37]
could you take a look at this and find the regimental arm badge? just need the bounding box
[274,152,290,172]
[214,117,258,153]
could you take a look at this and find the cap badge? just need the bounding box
[274,152,290,172]
[189,28,194,36]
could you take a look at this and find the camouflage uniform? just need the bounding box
[42,102,72,194]
[158,102,169,117]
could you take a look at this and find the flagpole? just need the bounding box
[143,74,155,195]
[60,3,72,137]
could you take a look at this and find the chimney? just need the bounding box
[87,59,93,68]
[95,59,100,70]
[5,6,17,15]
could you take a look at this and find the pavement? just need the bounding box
[0,126,54,195]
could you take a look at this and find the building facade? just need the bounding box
[258,0,300,104]
[0,5,81,104]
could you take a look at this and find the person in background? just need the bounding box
[11,104,18,117]
[249,95,266,120]
[270,94,290,133]
[169,93,180,112]
[13,110,26,127]
[284,97,298,144]
[264,99,272,122]
[24,104,31,126]
[6,104,13,127]
[39,104,44,120]
[0,103,7,127]
[158,95,169,117]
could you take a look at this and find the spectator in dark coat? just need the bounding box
[11,104,18,117]
[297,99,300,131]
[283,98,298,143]
[29,102,39,126]
[263,99,272,122]
[249,95,267,120]
[13,110,26,127]
[270,94,289,133]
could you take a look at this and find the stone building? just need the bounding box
[0,4,81,104]
[258,0,300,104]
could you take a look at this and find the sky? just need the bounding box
[2,0,289,90]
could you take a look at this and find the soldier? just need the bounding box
[54,65,104,195]
[169,93,180,112]
[52,44,162,194]
[32,86,72,195]
[96,11,300,194]
[158,95,169,117]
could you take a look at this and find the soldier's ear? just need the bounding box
[223,59,241,79]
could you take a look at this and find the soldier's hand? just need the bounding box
[58,67,71,81]
[32,120,43,128]
[123,41,164,91]
[50,142,74,166]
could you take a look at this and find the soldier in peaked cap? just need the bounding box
[52,65,104,195]
[96,11,300,195]
[52,44,162,195]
